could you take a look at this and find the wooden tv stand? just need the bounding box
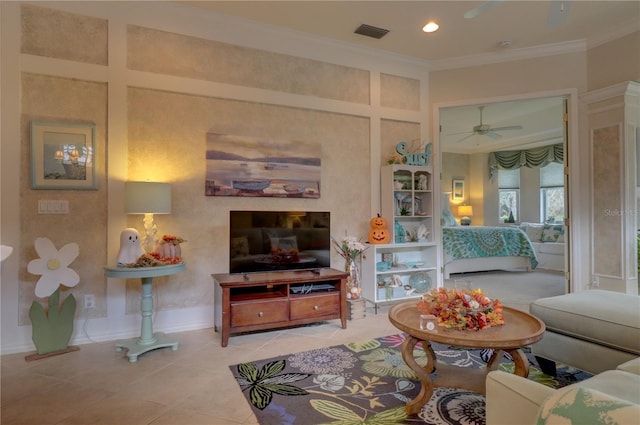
[212,268,348,347]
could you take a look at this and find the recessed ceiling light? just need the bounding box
[422,21,439,33]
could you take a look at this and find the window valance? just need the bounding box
[489,143,563,180]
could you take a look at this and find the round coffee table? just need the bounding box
[388,301,545,415]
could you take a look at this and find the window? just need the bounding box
[498,169,520,222]
[540,162,564,224]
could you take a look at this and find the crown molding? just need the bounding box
[429,39,586,72]
[581,81,640,104]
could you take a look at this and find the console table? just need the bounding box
[212,268,348,347]
[104,263,186,362]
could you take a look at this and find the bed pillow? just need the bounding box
[442,209,458,227]
[230,236,250,258]
[541,224,564,242]
[270,235,298,252]
[521,223,544,242]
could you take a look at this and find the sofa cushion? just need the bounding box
[230,228,263,254]
[531,290,640,355]
[617,357,640,375]
[230,236,250,258]
[536,384,640,425]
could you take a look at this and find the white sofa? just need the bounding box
[486,357,640,425]
[520,222,564,271]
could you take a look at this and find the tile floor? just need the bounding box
[1,271,560,424]
[1,306,398,425]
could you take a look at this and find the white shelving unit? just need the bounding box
[362,164,439,312]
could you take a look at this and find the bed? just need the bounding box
[442,226,538,279]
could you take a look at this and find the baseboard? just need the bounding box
[1,306,215,355]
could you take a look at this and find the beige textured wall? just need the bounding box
[592,125,622,277]
[380,119,422,168]
[125,88,370,312]
[20,73,108,324]
[21,5,108,65]
[13,3,429,328]
[380,74,420,111]
[128,25,370,104]
[429,51,587,112]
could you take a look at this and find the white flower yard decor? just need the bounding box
[26,237,80,358]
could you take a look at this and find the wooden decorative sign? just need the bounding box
[395,141,431,166]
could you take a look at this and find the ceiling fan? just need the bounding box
[464,0,572,28]
[450,106,523,143]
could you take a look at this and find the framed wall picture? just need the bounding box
[205,133,321,198]
[30,121,97,190]
[452,178,464,201]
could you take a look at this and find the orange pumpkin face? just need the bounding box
[368,214,390,244]
[370,214,387,229]
[368,228,390,244]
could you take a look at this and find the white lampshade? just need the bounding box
[124,182,171,214]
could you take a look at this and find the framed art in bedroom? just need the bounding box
[30,121,97,190]
[452,178,464,201]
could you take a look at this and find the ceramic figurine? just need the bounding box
[418,174,428,190]
[416,224,430,242]
[394,220,406,243]
[116,228,145,266]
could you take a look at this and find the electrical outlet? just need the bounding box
[84,294,96,309]
[591,275,600,288]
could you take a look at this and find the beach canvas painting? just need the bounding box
[205,133,321,198]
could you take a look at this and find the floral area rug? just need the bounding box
[229,333,592,425]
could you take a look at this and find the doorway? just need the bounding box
[434,91,578,295]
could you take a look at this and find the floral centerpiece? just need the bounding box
[417,287,504,331]
[332,235,368,300]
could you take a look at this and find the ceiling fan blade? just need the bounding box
[484,131,502,140]
[547,0,572,28]
[445,130,474,136]
[456,133,476,143]
[464,0,503,19]
[489,125,523,132]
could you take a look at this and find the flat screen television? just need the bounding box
[229,210,331,274]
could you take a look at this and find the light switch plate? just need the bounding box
[38,200,69,214]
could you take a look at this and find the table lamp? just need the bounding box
[458,205,473,226]
[124,181,171,253]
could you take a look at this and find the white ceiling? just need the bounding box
[439,97,565,154]
[178,1,638,154]
[180,1,639,63]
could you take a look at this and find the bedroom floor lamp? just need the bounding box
[124,181,172,253]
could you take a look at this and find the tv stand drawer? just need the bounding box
[290,293,340,320]
[231,299,289,327]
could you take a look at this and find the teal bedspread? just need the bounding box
[443,226,538,269]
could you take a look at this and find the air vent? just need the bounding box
[354,24,389,39]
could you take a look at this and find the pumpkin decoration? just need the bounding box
[368,214,391,244]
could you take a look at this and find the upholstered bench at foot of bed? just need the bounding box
[530,290,640,375]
